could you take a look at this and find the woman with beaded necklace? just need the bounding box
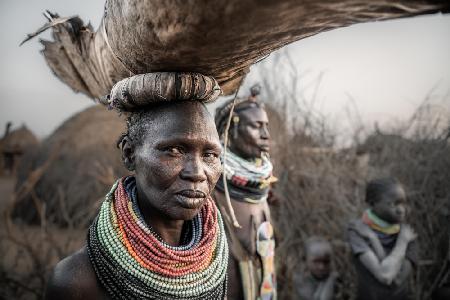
[45,73,229,300]
[214,85,278,300]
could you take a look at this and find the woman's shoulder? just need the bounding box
[347,218,366,230]
[346,219,373,254]
[45,246,106,300]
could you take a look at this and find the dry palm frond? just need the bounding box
[22,0,449,99]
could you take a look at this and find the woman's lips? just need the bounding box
[174,190,207,209]
[259,144,270,152]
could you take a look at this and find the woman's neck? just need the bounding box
[228,144,260,161]
[136,191,185,247]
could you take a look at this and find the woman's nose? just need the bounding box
[261,124,270,139]
[396,206,406,216]
[180,156,207,182]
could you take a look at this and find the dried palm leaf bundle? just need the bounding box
[24,0,449,100]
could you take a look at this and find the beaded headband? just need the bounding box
[100,72,222,111]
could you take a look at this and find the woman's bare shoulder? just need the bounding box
[45,246,107,300]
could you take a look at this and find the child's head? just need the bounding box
[304,236,333,280]
[366,177,407,224]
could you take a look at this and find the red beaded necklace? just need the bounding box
[114,180,218,277]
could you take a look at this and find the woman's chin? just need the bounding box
[169,207,203,221]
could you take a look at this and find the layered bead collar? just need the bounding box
[215,149,277,203]
[87,177,229,299]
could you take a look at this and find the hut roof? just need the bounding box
[1,125,39,154]
[13,105,129,226]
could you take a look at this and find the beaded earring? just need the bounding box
[232,115,240,139]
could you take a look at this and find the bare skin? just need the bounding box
[215,105,273,299]
[45,101,222,299]
[229,106,270,160]
[45,247,108,299]
[214,187,272,300]
[355,184,417,286]
[299,271,337,300]
[313,273,338,300]
[297,240,337,300]
[357,224,416,285]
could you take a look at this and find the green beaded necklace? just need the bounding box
[87,177,229,299]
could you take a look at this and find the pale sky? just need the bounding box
[0,1,449,139]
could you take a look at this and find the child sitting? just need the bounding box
[348,177,417,300]
[294,236,338,300]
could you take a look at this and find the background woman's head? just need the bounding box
[215,88,270,160]
[365,177,407,224]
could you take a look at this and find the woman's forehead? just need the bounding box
[238,106,268,122]
[140,103,219,145]
[383,184,406,199]
[307,245,332,259]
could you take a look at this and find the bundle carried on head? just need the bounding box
[102,72,221,111]
[22,1,449,101]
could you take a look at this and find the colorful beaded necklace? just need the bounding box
[215,149,277,203]
[362,209,401,235]
[87,177,229,299]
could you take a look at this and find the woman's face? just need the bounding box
[230,106,270,159]
[128,102,222,221]
[372,184,407,224]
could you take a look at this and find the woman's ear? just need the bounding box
[121,136,136,171]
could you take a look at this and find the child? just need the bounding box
[294,236,338,300]
[348,178,417,300]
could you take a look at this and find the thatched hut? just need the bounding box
[0,124,39,175]
[12,105,129,226]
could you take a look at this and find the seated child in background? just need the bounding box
[294,236,338,300]
[348,177,418,300]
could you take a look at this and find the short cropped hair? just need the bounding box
[304,236,332,257]
[365,177,402,206]
[116,110,157,149]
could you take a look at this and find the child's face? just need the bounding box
[306,244,332,280]
[372,184,407,224]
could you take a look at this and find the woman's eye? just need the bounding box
[166,147,183,155]
[203,152,219,159]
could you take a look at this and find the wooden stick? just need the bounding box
[221,77,245,228]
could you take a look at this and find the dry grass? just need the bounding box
[268,119,450,299]
[258,54,450,299]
